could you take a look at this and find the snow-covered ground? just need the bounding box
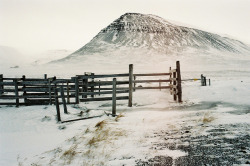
[0,50,250,165]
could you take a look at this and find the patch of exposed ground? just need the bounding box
[136,123,249,166]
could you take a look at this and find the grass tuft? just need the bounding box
[85,127,90,133]
[202,112,215,123]
[95,120,106,130]
[87,129,110,146]
[61,145,78,164]
[87,137,97,146]
[114,113,125,122]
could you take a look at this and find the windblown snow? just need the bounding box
[0,13,250,166]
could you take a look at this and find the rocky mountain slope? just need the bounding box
[56,13,250,62]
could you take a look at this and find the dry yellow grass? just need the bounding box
[61,145,78,164]
[95,120,107,130]
[87,129,110,146]
[87,137,97,146]
[58,119,127,165]
[87,119,126,147]
[114,113,125,122]
[202,112,215,123]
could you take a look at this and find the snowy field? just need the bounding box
[0,52,250,165]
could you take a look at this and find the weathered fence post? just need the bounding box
[176,61,182,103]
[112,78,117,117]
[91,73,94,98]
[22,75,28,104]
[169,67,172,95]
[14,79,19,107]
[133,75,136,92]
[79,78,85,98]
[60,86,68,114]
[54,88,61,122]
[128,64,133,107]
[0,74,3,95]
[48,79,52,105]
[54,82,57,105]
[159,79,161,91]
[74,77,79,104]
[67,81,70,104]
[44,73,48,99]
[98,80,101,96]
[201,74,210,86]
[201,74,204,86]
[83,73,89,99]
[173,71,177,101]
[52,76,57,104]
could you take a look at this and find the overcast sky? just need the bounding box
[0,0,250,57]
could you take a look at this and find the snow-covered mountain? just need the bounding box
[56,13,250,62]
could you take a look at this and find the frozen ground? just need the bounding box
[0,51,250,165]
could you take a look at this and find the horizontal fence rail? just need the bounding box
[76,73,129,79]
[133,79,170,83]
[0,62,184,111]
[133,73,170,76]
[134,86,170,90]
[79,90,129,96]
[80,96,129,102]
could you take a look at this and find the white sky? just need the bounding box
[0,0,250,57]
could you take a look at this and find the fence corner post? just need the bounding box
[112,78,117,117]
[176,61,182,103]
[128,64,133,107]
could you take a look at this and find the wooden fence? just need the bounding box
[0,74,77,106]
[0,61,183,116]
[201,74,211,86]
